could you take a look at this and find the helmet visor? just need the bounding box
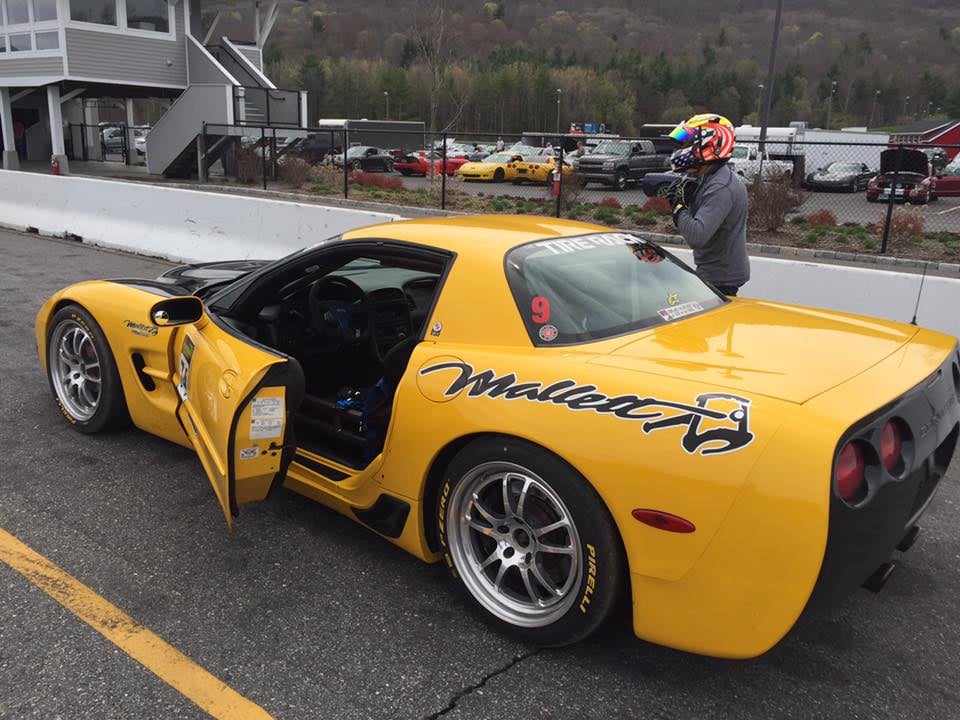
[668,124,695,144]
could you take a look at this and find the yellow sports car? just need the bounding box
[456,152,525,182]
[35,216,960,657]
[512,156,576,184]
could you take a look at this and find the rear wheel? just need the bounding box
[437,437,623,646]
[46,304,128,433]
[493,168,505,182]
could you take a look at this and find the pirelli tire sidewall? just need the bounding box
[436,436,624,647]
[46,304,129,434]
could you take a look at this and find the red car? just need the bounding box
[866,148,934,204]
[931,159,960,198]
[393,150,467,177]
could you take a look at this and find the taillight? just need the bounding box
[880,420,902,473]
[835,441,866,503]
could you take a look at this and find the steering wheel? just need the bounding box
[307,276,371,351]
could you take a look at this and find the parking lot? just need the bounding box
[3,228,960,719]
[396,173,960,233]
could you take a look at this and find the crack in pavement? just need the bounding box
[423,649,541,719]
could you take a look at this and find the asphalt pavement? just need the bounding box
[2,228,960,719]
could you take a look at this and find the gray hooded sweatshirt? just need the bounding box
[675,163,750,287]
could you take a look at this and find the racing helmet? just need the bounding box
[668,113,736,171]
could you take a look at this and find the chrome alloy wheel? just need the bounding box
[49,320,102,421]
[447,462,583,627]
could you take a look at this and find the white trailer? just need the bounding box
[735,123,890,176]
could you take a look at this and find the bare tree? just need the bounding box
[411,0,456,131]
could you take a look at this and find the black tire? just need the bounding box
[398,169,411,176]
[46,304,128,434]
[493,168,505,182]
[436,437,624,647]
[351,160,362,171]
[383,159,393,173]
[613,170,627,191]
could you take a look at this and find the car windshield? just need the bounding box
[346,146,369,158]
[484,153,515,163]
[824,162,862,173]
[505,232,725,345]
[592,142,630,156]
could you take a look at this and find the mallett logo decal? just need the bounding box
[419,361,755,456]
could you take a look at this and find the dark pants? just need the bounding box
[714,284,740,297]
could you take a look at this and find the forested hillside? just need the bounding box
[210,0,960,133]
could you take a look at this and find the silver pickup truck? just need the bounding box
[575,139,671,190]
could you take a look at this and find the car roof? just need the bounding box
[341,214,612,256]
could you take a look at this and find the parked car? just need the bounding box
[333,146,394,172]
[726,145,793,182]
[575,140,671,190]
[284,134,340,164]
[803,162,876,192]
[512,155,575,184]
[34,216,960,657]
[866,148,934,204]
[393,150,467,177]
[931,158,960,198]
[457,152,526,182]
[101,127,149,155]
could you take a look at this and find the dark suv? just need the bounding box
[576,139,671,190]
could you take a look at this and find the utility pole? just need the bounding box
[755,84,764,120]
[384,91,389,120]
[757,0,784,171]
[868,89,880,128]
[825,80,837,129]
[555,88,562,135]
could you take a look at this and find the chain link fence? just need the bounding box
[196,124,960,263]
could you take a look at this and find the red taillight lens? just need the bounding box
[880,420,902,473]
[836,441,865,502]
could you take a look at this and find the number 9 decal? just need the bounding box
[532,296,551,324]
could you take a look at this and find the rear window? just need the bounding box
[505,232,725,346]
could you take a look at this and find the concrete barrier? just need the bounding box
[0,170,401,263]
[668,248,960,339]
[1,169,956,339]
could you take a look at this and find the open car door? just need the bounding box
[171,312,304,531]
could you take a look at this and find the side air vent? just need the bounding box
[131,353,156,391]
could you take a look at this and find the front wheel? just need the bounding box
[437,438,623,646]
[46,304,128,433]
[613,171,627,191]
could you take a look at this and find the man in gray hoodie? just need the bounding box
[665,113,750,296]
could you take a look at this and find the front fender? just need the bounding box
[36,281,189,447]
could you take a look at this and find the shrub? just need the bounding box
[879,210,926,241]
[597,196,622,209]
[593,206,622,224]
[631,214,657,226]
[747,176,804,232]
[806,208,837,227]
[236,145,263,184]
[789,215,808,225]
[349,171,404,190]
[308,162,342,190]
[641,196,672,216]
[279,156,312,188]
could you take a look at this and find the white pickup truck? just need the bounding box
[727,145,794,183]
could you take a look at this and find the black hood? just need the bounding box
[879,148,929,176]
[156,259,269,294]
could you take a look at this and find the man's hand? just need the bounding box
[666,180,692,226]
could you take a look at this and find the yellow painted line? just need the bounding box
[0,528,272,720]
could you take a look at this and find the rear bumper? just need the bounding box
[802,352,960,615]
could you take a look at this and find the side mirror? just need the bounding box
[151,296,203,327]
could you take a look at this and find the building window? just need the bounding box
[8,31,31,50]
[69,0,116,25]
[35,29,57,49]
[125,0,168,32]
[7,0,30,24]
[0,37,5,52]
[33,0,57,21]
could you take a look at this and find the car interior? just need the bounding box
[216,245,449,469]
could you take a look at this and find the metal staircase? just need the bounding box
[146,36,306,178]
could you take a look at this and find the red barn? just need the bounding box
[890,119,960,159]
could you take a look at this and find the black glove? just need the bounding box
[666,180,693,226]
